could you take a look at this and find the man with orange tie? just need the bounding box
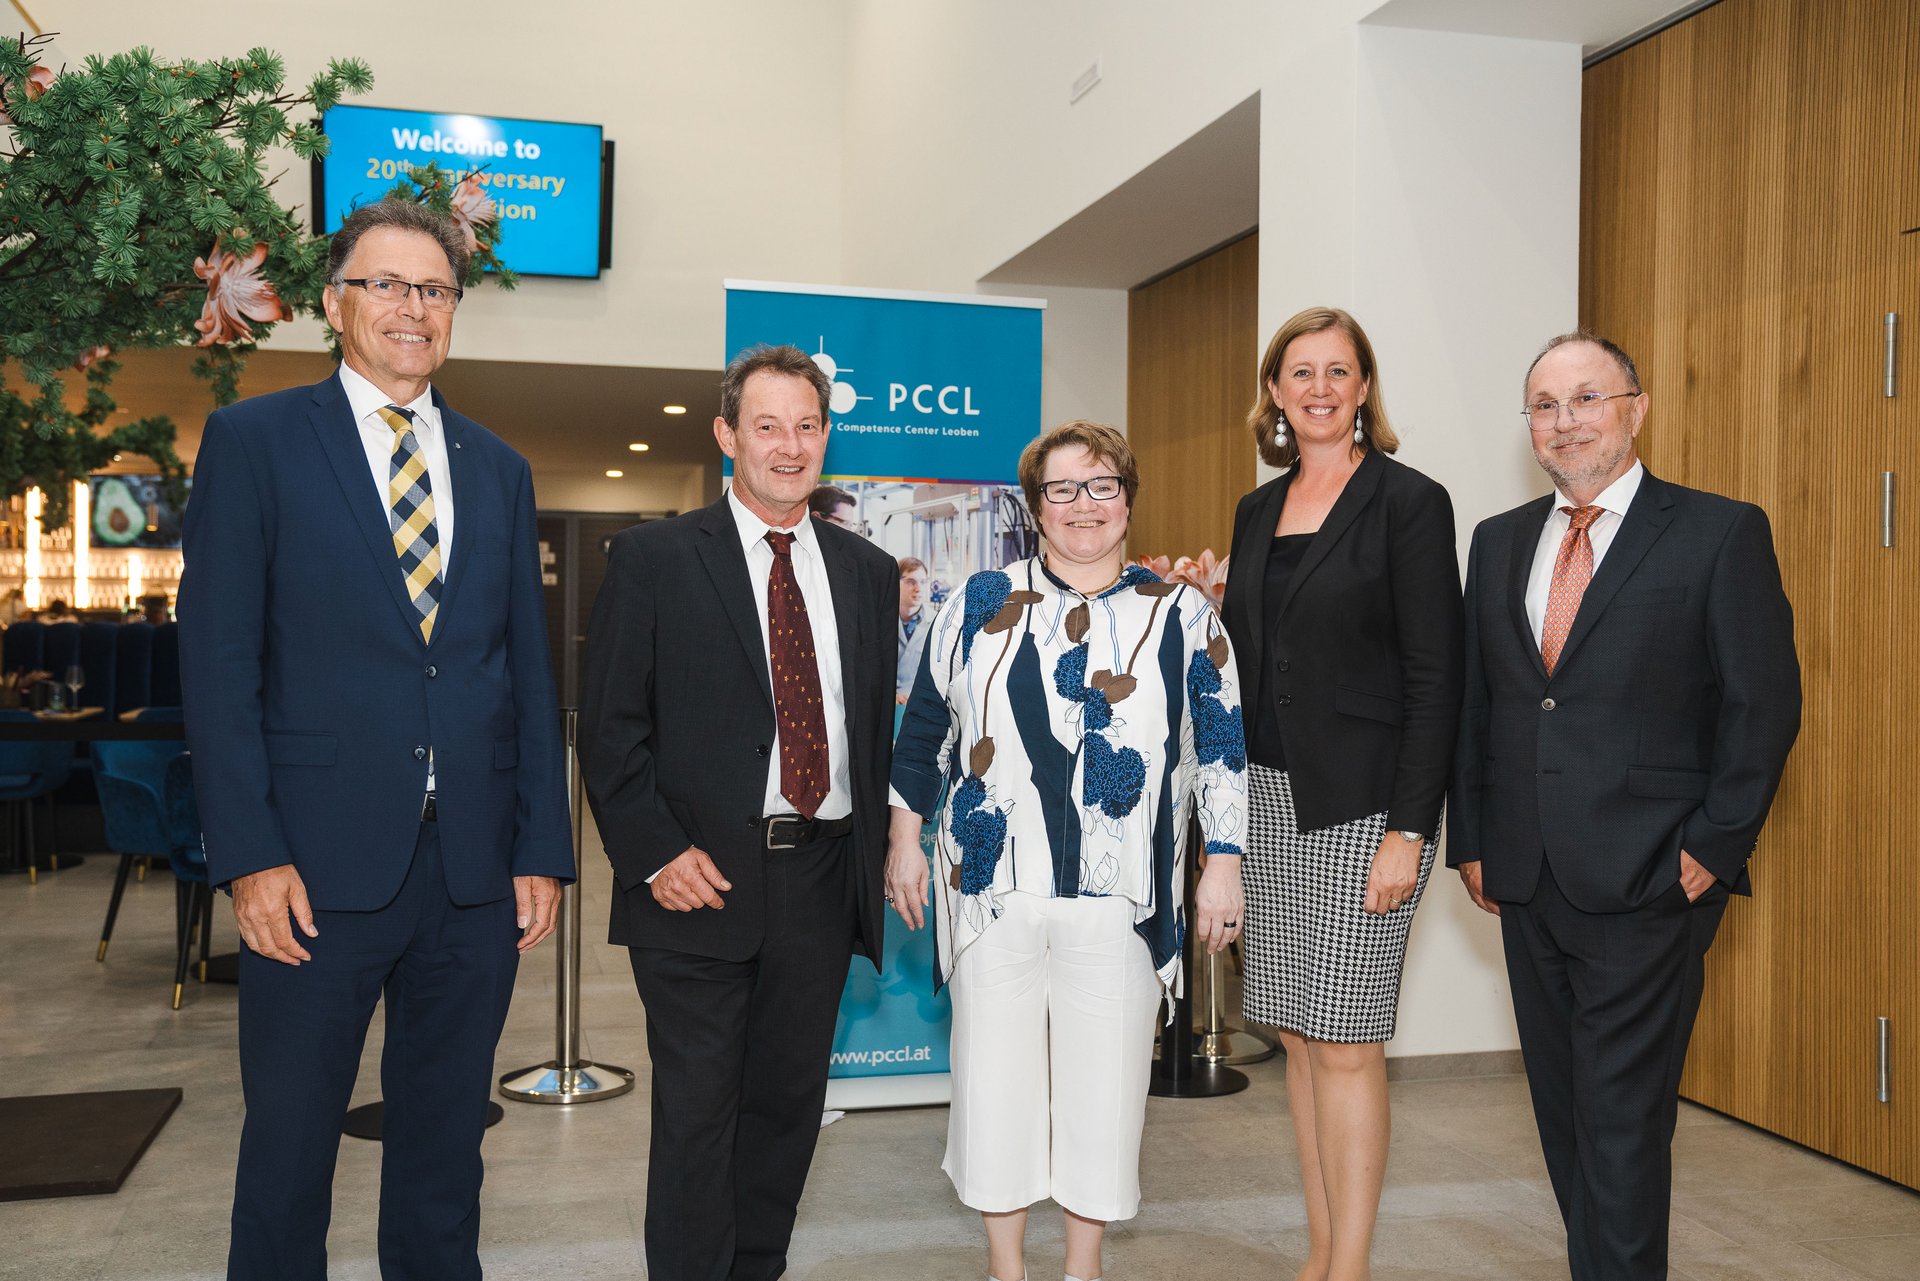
[1447,332,1801,1280]
[580,344,897,1281]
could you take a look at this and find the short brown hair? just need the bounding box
[897,556,927,577]
[720,344,833,427]
[1248,306,1399,469]
[327,199,470,286]
[1017,420,1139,525]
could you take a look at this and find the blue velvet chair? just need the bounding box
[41,621,80,686]
[3,619,46,675]
[162,753,211,1006]
[92,706,183,967]
[0,708,74,883]
[114,622,156,714]
[93,737,203,1006]
[78,622,118,713]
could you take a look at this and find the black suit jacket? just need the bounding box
[1446,470,1801,912]
[579,496,898,965]
[1223,450,1465,835]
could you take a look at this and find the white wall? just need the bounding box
[34,0,848,372]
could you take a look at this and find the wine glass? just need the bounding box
[64,665,85,713]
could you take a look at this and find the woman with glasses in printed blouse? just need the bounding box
[887,421,1248,1281]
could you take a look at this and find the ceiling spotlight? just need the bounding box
[605,469,624,478]
[628,442,650,452]
[662,404,687,415]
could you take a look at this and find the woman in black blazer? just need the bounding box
[1223,306,1463,1278]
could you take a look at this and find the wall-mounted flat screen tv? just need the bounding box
[89,475,190,550]
[315,104,613,279]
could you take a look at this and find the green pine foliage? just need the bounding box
[0,34,514,527]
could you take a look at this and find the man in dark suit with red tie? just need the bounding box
[180,200,573,1280]
[580,344,897,1281]
[1448,332,1801,1281]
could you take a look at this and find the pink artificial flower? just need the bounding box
[72,345,111,371]
[1131,554,1172,578]
[0,64,55,125]
[192,242,292,347]
[448,173,497,255]
[1168,549,1230,609]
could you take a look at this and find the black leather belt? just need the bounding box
[761,813,852,850]
[421,794,437,822]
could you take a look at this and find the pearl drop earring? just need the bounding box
[1353,408,1366,445]
[1274,410,1289,448]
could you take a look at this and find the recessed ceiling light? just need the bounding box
[605,469,624,478]
[628,442,650,452]
[662,404,687,415]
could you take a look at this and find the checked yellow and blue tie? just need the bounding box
[377,405,444,643]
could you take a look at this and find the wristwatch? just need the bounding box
[1396,830,1425,844]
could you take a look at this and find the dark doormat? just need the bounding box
[0,1088,183,1201]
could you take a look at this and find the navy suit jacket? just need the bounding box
[1447,470,1802,912]
[179,372,574,910]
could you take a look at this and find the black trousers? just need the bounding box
[1500,857,1729,1281]
[629,833,856,1281]
[227,822,521,1281]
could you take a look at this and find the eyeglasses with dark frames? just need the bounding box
[339,277,465,311]
[1041,475,1124,504]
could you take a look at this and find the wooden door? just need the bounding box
[1126,233,1258,563]
[1886,217,1920,1189]
[1582,0,1917,1184]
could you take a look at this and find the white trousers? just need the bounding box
[943,891,1162,1222]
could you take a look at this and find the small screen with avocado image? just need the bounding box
[88,475,190,549]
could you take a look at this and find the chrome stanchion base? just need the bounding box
[1198,1025,1278,1066]
[498,1060,635,1105]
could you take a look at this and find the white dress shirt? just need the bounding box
[339,362,454,796]
[727,489,852,820]
[338,362,455,576]
[1525,460,1645,645]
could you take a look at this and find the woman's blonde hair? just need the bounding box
[1247,306,1399,469]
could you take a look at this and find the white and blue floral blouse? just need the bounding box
[890,558,1248,994]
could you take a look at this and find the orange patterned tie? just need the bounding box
[765,531,829,818]
[1540,505,1603,676]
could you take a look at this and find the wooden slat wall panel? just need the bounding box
[1887,233,1920,1189]
[1125,234,1258,562]
[1582,0,1916,1185]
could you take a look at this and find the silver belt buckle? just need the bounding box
[764,815,801,850]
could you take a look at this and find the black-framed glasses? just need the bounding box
[1523,390,1637,430]
[339,277,465,311]
[1041,475,1124,504]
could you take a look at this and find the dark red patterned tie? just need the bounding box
[765,531,830,818]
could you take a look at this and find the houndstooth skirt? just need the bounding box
[1239,763,1436,1043]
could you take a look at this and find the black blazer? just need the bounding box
[578,497,899,965]
[1223,450,1464,835]
[1446,470,1801,912]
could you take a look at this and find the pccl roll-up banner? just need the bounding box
[724,280,1045,1110]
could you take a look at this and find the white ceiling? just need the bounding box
[1360,0,1708,59]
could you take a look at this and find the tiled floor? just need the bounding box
[3,837,1915,1280]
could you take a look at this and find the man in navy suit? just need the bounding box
[1449,333,1800,1279]
[180,199,574,1281]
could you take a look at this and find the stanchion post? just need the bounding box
[1149,816,1248,1098]
[498,708,635,1105]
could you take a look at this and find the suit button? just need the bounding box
[1541,698,1556,711]
[1277,694,1292,706]
[413,746,427,760]
[425,665,438,678]
[1276,659,1290,672]
[747,814,761,827]
[755,744,770,758]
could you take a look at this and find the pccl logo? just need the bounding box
[810,338,981,419]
